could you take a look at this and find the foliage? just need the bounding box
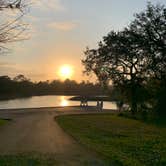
[154,82,166,117]
[128,2,166,80]
[82,3,166,115]
[57,114,166,166]
[0,0,24,10]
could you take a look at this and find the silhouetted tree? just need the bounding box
[83,46,111,91]
[0,0,24,10]
[127,3,166,115]
[13,74,30,82]
[128,2,166,80]
[83,3,166,115]
[0,75,104,99]
[83,30,149,114]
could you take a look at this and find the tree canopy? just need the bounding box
[82,3,166,115]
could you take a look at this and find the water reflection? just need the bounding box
[0,95,117,110]
[60,96,69,107]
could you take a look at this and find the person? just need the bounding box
[80,100,83,107]
[97,101,100,108]
[84,98,88,107]
[80,97,88,107]
[100,101,103,111]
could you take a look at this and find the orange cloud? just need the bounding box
[48,21,78,31]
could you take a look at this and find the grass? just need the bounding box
[0,154,58,166]
[118,111,166,127]
[0,119,8,126]
[56,114,166,166]
[0,154,103,166]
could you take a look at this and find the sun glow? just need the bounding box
[59,65,73,79]
[60,96,69,107]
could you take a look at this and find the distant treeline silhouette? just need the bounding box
[0,75,108,100]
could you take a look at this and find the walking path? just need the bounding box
[0,107,115,165]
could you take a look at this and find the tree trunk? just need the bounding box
[131,98,137,115]
[131,84,137,115]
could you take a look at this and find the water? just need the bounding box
[0,95,117,110]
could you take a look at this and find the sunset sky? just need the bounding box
[0,0,166,82]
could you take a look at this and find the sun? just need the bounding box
[59,65,73,79]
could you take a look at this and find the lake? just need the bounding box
[0,95,117,110]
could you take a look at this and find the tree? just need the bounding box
[83,46,111,89]
[83,30,149,114]
[127,3,166,115]
[13,74,30,82]
[0,0,23,10]
[82,3,166,115]
[128,2,166,80]
[0,0,28,54]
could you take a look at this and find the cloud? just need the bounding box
[0,62,16,67]
[0,62,45,80]
[48,21,78,31]
[0,62,21,76]
[34,0,65,12]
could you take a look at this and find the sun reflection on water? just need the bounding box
[60,96,69,107]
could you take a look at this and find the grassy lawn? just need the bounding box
[0,119,8,126]
[0,155,58,166]
[56,114,166,166]
[0,154,102,166]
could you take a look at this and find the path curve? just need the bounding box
[0,107,112,165]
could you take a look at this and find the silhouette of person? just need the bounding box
[97,101,100,108]
[100,101,103,111]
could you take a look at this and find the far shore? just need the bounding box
[0,94,118,102]
[0,94,109,101]
[0,94,74,101]
[69,96,117,102]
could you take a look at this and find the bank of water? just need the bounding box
[0,95,117,110]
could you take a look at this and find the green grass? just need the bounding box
[56,114,166,166]
[0,119,8,126]
[0,155,58,166]
[0,154,103,166]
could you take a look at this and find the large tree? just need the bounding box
[83,3,166,114]
[128,2,166,80]
[83,30,149,114]
[127,3,166,115]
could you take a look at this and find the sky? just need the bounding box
[0,0,166,82]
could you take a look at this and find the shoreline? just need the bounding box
[0,94,117,102]
[69,96,117,102]
[0,94,109,101]
[0,94,75,101]
[0,106,117,113]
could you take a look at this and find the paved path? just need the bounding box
[0,107,113,165]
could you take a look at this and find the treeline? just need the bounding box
[0,75,104,100]
[83,3,166,118]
